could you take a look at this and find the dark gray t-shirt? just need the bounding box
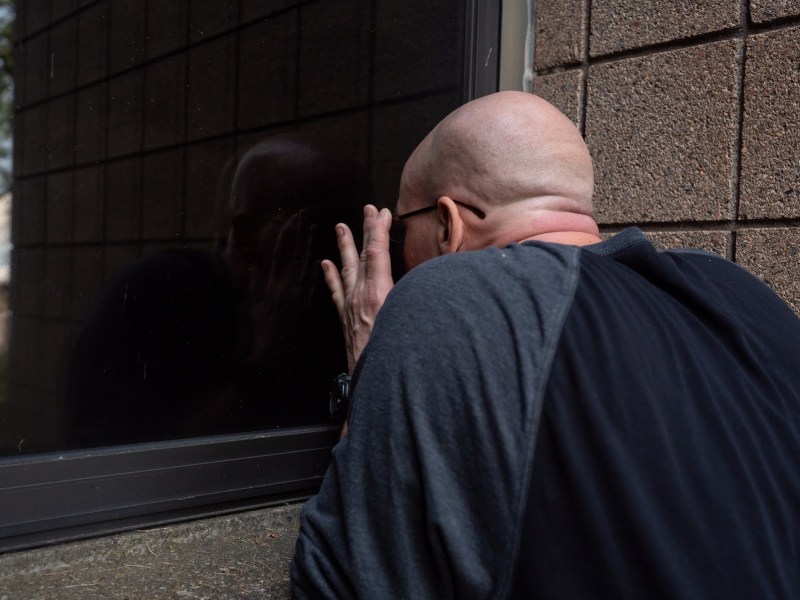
[292,229,800,599]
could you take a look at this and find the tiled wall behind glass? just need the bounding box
[3,0,466,453]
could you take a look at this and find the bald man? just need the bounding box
[292,93,800,598]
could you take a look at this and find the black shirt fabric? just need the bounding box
[292,228,800,599]
[515,234,800,598]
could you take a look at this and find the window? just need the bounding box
[0,0,501,551]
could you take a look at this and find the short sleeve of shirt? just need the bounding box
[291,243,582,599]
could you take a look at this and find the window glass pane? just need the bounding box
[1,0,467,455]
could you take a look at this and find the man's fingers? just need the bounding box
[336,223,359,292]
[361,204,379,257]
[321,259,346,316]
[363,208,394,290]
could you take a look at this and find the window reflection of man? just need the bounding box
[65,133,366,448]
[224,135,365,379]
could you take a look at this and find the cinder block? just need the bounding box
[13,0,26,42]
[38,321,73,395]
[10,179,23,246]
[299,111,370,175]
[103,244,140,282]
[10,248,45,316]
[372,0,462,101]
[51,0,78,22]
[23,32,49,106]
[751,0,800,23]
[25,0,50,36]
[147,0,188,59]
[46,171,75,244]
[184,138,236,240]
[109,0,146,74]
[12,43,26,109]
[14,176,47,245]
[76,83,106,165]
[8,248,20,312]
[0,384,64,452]
[47,94,76,170]
[105,157,142,242]
[12,111,24,176]
[78,1,108,86]
[590,0,740,56]
[141,241,178,256]
[240,0,295,23]
[144,56,187,150]
[44,247,73,319]
[190,0,238,41]
[586,41,739,224]
[532,70,583,127]
[107,70,144,158]
[298,0,370,117]
[645,229,730,257]
[237,12,298,129]
[21,104,49,176]
[49,17,78,96]
[73,165,105,243]
[71,246,104,323]
[8,316,45,389]
[736,227,800,314]
[142,149,183,240]
[180,240,209,253]
[739,26,800,219]
[534,0,585,70]
[188,36,235,141]
[371,91,461,208]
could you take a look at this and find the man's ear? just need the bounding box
[436,196,465,255]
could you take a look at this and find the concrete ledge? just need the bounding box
[0,504,303,599]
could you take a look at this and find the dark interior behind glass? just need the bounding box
[2,0,467,455]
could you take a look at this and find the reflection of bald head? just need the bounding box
[231,133,366,220]
[404,92,594,214]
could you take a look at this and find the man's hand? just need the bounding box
[322,205,394,373]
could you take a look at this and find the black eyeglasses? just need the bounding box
[390,200,486,243]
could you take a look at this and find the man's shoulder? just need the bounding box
[411,240,582,275]
[371,242,585,366]
[392,242,583,307]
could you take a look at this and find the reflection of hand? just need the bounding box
[322,205,394,373]
[248,211,319,365]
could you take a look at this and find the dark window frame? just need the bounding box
[0,0,501,553]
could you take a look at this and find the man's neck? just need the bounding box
[516,210,601,247]
[522,231,601,246]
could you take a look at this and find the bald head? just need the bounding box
[401,92,594,216]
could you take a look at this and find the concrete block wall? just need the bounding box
[533,0,800,314]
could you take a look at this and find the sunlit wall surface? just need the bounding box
[3,0,466,454]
